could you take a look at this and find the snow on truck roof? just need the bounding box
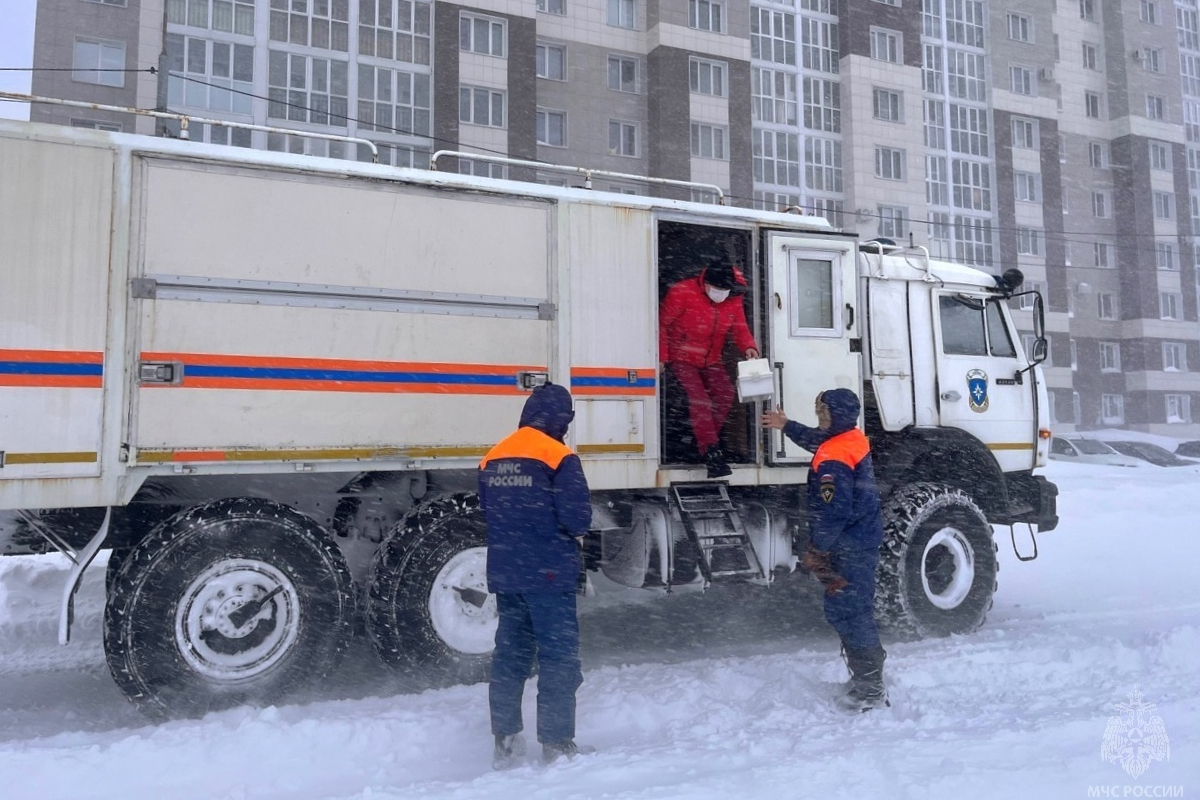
[0,117,836,231]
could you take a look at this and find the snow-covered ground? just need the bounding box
[1,461,1197,800]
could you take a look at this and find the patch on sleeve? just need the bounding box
[820,482,835,504]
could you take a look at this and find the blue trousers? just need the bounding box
[489,592,583,744]
[824,548,882,650]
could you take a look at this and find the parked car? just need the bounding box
[1176,440,1200,458]
[1103,440,1200,467]
[1049,436,1143,467]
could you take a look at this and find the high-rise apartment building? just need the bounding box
[27,0,1200,435]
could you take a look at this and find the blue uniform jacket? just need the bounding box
[782,389,884,553]
[479,384,592,594]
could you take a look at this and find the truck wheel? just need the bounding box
[366,494,494,686]
[103,498,355,719]
[876,482,997,639]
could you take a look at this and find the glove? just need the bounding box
[802,547,848,596]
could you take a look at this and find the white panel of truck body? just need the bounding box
[565,203,657,463]
[130,159,553,461]
[0,138,113,480]
[865,276,915,430]
[764,233,859,464]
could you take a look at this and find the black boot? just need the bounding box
[705,447,732,479]
[836,646,889,712]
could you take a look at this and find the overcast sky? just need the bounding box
[0,0,37,120]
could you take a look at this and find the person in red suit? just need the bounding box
[659,260,759,478]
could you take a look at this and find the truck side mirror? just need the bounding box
[1030,337,1048,365]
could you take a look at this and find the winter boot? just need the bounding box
[542,739,596,764]
[705,447,732,479]
[836,646,889,712]
[493,733,527,770]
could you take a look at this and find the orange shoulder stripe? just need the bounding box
[480,426,574,470]
[811,428,871,472]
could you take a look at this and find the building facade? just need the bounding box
[29,0,1200,435]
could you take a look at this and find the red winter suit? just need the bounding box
[659,267,758,455]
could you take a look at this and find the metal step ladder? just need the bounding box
[669,482,764,585]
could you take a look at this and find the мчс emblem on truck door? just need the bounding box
[967,369,989,412]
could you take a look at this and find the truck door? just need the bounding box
[764,233,859,464]
[0,137,113,482]
[932,292,1036,472]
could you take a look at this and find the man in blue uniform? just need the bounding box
[762,388,888,711]
[479,382,594,767]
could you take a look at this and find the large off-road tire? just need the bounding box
[366,494,494,686]
[103,498,355,720]
[876,482,998,639]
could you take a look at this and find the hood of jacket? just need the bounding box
[518,382,575,442]
[822,388,861,435]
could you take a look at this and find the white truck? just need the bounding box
[0,105,1057,719]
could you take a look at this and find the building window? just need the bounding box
[358,0,431,65]
[689,0,724,33]
[356,65,430,136]
[268,0,348,51]
[1140,0,1158,24]
[167,35,254,114]
[872,88,902,122]
[1010,66,1034,96]
[690,123,728,160]
[536,42,566,80]
[607,0,637,29]
[458,85,505,127]
[1082,42,1097,69]
[1166,394,1192,423]
[71,118,123,130]
[1155,241,1178,270]
[873,0,900,5]
[536,108,566,147]
[1147,95,1166,120]
[1016,228,1043,256]
[1007,13,1032,42]
[1101,394,1124,424]
[802,77,840,131]
[607,56,638,93]
[460,13,505,57]
[1019,281,1046,311]
[878,206,908,238]
[1153,191,1174,219]
[609,119,638,156]
[1100,342,1121,372]
[1160,291,1182,319]
[72,37,125,87]
[1014,172,1040,202]
[805,137,843,192]
[754,130,800,187]
[1012,117,1037,149]
[952,160,991,211]
[1092,191,1111,218]
[949,105,990,156]
[536,0,566,14]
[754,68,798,125]
[1097,292,1117,319]
[1085,91,1102,119]
[1070,339,1079,369]
[1144,48,1163,73]
[1163,342,1187,371]
[1089,141,1108,168]
[1080,0,1095,21]
[690,58,726,97]
[170,0,256,33]
[1094,241,1113,267]
[927,156,948,205]
[875,147,905,180]
[267,52,348,124]
[457,158,506,179]
[802,18,839,73]
[870,28,901,63]
[751,8,796,66]
[1149,141,1170,170]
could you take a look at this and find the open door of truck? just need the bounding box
[763,232,859,464]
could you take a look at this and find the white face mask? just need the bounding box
[706,286,731,304]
